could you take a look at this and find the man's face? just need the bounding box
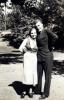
[36,21,44,32]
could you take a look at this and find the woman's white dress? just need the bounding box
[19,36,37,86]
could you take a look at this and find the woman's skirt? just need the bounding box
[22,51,37,86]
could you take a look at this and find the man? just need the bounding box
[35,19,58,99]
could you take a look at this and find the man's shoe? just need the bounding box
[35,90,41,94]
[34,88,41,94]
[39,94,48,99]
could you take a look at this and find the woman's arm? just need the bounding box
[19,38,28,53]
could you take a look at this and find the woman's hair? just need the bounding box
[29,27,37,36]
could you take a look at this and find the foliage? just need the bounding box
[0,0,7,3]
[24,0,64,49]
[1,0,64,49]
[4,4,36,48]
[0,5,5,30]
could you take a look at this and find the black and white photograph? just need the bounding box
[0,0,64,100]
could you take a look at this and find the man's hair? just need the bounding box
[35,18,43,24]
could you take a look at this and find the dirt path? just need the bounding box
[0,63,64,100]
[0,35,64,100]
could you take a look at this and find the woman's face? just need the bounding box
[30,28,37,39]
[36,21,44,32]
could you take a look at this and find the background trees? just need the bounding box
[0,4,5,30]
[0,0,64,49]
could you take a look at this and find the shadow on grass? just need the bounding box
[0,52,23,64]
[0,53,64,75]
[2,34,22,48]
[53,60,64,75]
[8,81,38,96]
[8,81,28,95]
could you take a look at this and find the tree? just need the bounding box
[11,0,25,6]
[1,0,64,49]
[0,4,5,30]
[23,0,64,49]
[0,0,7,3]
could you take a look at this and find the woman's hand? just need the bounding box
[23,47,27,53]
[31,47,38,52]
[25,42,31,50]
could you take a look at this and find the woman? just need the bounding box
[19,28,38,98]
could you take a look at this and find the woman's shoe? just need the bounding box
[20,92,25,98]
[28,88,33,98]
[28,92,33,98]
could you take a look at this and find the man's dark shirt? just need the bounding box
[36,29,58,62]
